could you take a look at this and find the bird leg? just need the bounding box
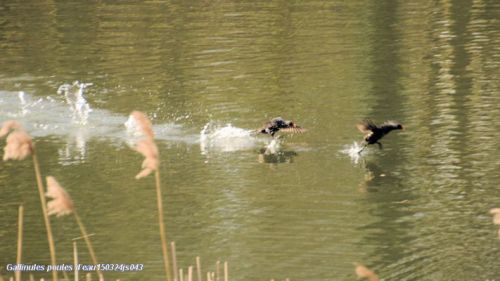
[358,143,368,154]
[376,142,383,149]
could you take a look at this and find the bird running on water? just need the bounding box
[356,119,403,153]
[259,117,306,137]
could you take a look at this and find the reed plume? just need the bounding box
[354,263,379,281]
[45,176,104,280]
[1,121,59,281]
[131,111,155,139]
[129,111,172,281]
[0,120,22,137]
[3,130,33,161]
[135,138,159,179]
[490,208,500,225]
[46,176,74,216]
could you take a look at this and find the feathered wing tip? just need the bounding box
[45,176,74,217]
[135,138,160,179]
[354,263,379,281]
[279,127,307,134]
[0,120,22,137]
[381,120,404,129]
[3,131,33,161]
[130,111,155,139]
[356,119,377,134]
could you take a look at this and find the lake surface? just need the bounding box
[1,1,499,280]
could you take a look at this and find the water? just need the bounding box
[1,1,499,280]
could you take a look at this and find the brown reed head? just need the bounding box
[131,111,155,139]
[135,138,160,179]
[46,176,75,217]
[354,263,379,281]
[0,120,23,137]
[3,130,33,161]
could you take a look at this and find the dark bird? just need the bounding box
[259,117,306,137]
[356,119,403,153]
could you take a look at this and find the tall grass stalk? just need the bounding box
[32,153,58,281]
[73,241,79,281]
[188,266,193,281]
[179,269,184,281]
[196,256,202,281]
[216,261,220,281]
[155,169,173,281]
[223,262,228,281]
[171,242,178,281]
[74,212,103,280]
[15,205,23,281]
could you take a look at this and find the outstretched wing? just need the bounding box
[279,127,307,134]
[356,119,377,134]
[380,121,402,131]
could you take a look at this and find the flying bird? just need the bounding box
[356,119,403,153]
[259,117,306,137]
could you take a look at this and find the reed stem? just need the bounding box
[196,256,202,281]
[171,242,178,281]
[188,266,193,281]
[179,269,184,281]
[15,205,23,281]
[155,169,173,281]
[32,152,58,281]
[215,261,220,281]
[223,262,228,281]
[73,241,79,281]
[74,212,103,280]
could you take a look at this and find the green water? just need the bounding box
[1,1,499,280]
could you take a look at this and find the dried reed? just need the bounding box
[196,256,202,281]
[0,120,22,137]
[74,241,79,281]
[171,242,179,281]
[188,266,193,281]
[45,176,104,281]
[223,262,228,281]
[130,111,155,139]
[490,208,500,225]
[179,269,184,281]
[215,261,220,281]
[129,111,172,281]
[135,138,159,179]
[1,121,58,281]
[15,205,24,281]
[354,263,379,281]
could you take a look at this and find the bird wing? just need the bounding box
[380,121,402,131]
[356,119,377,134]
[257,121,273,134]
[279,127,307,134]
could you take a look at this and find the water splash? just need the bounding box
[200,122,263,153]
[57,81,93,125]
[262,138,281,155]
[341,141,366,164]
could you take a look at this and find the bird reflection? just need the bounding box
[358,161,387,192]
[257,148,298,164]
